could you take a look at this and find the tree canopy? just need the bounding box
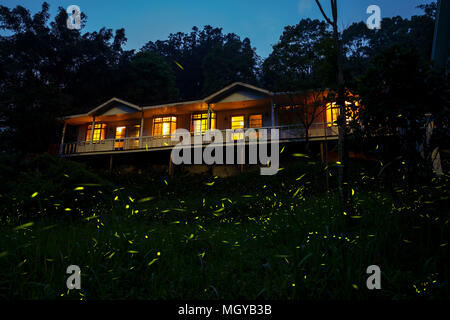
[141,26,259,99]
[0,2,177,153]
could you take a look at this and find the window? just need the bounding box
[115,126,126,139]
[249,114,263,139]
[231,115,245,140]
[86,123,107,142]
[231,115,244,129]
[192,113,216,134]
[278,106,301,125]
[327,102,357,127]
[128,125,141,138]
[128,125,140,149]
[249,114,263,128]
[326,103,340,127]
[153,116,177,137]
[115,126,126,149]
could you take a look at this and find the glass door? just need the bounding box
[231,115,244,140]
[115,126,126,150]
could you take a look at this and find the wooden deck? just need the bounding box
[60,123,338,157]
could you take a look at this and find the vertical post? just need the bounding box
[323,103,329,192]
[271,99,275,128]
[240,151,244,173]
[59,121,67,155]
[168,153,174,176]
[140,110,144,148]
[207,104,211,130]
[90,116,96,142]
[431,0,450,74]
[320,142,324,162]
[109,155,113,173]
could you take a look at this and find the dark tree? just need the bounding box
[262,18,335,91]
[119,51,179,105]
[342,7,436,80]
[142,26,260,100]
[357,46,449,184]
[202,34,258,96]
[314,0,348,210]
[0,2,177,154]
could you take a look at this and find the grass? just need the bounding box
[0,154,448,299]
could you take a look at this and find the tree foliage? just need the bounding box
[262,19,335,91]
[0,2,177,153]
[356,45,449,182]
[142,26,259,99]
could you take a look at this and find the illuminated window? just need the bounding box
[231,115,244,140]
[128,125,140,149]
[231,116,244,129]
[249,114,263,128]
[327,102,358,126]
[153,117,177,137]
[192,113,216,134]
[86,123,107,142]
[114,126,126,149]
[115,126,126,139]
[326,103,340,127]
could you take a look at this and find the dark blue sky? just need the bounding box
[2,0,433,58]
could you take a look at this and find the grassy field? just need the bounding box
[0,154,448,299]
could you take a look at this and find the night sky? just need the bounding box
[1,0,434,58]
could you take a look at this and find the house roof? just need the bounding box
[87,97,141,115]
[62,82,273,121]
[142,99,204,111]
[141,82,273,109]
[203,82,273,103]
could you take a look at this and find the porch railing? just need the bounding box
[60,123,339,155]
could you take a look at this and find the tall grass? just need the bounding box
[0,154,448,299]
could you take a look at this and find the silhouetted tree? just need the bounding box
[142,26,259,99]
[262,18,335,91]
[0,2,178,153]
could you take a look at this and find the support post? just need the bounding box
[109,155,113,173]
[90,116,96,142]
[139,111,144,148]
[207,104,211,130]
[89,116,96,152]
[431,0,450,74]
[168,153,174,176]
[271,100,275,128]
[59,121,67,155]
[320,142,324,162]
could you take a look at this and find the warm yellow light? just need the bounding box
[115,126,126,139]
[231,116,245,129]
[162,122,170,136]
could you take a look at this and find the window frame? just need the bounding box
[248,114,263,128]
[86,123,107,143]
[326,103,340,127]
[230,115,245,140]
[191,112,216,134]
[152,116,177,138]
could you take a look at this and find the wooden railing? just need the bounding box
[60,123,339,155]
